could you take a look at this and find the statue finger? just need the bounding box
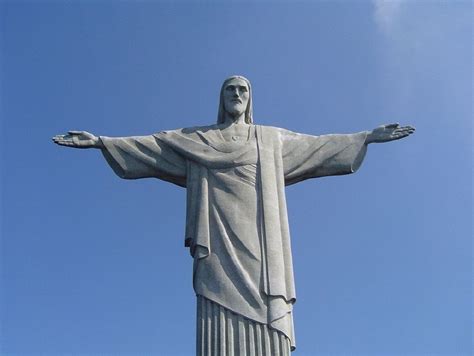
[394,128,410,134]
[391,133,406,139]
[401,127,415,134]
[68,130,83,135]
[385,123,400,129]
[58,139,76,146]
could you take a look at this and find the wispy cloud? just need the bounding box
[373,0,402,34]
[371,0,471,127]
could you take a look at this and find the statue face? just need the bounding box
[223,78,250,118]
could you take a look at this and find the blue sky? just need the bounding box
[1,1,471,355]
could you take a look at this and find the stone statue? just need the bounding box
[53,75,415,355]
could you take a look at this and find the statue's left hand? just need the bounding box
[366,123,415,144]
[52,130,103,149]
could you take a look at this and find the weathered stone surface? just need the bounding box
[52,75,415,354]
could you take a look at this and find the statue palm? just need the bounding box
[367,123,415,143]
[52,131,102,149]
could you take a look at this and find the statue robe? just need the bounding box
[100,124,368,352]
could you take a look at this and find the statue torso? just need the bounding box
[218,123,252,143]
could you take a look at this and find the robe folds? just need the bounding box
[100,124,368,351]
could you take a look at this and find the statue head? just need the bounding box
[217,75,253,124]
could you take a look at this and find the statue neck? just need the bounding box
[223,112,247,126]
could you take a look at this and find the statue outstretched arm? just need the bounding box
[280,123,415,185]
[365,123,415,144]
[279,128,368,185]
[53,130,186,186]
[52,131,103,149]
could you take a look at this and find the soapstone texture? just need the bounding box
[99,123,368,351]
[52,75,415,355]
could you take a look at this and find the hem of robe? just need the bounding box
[197,295,295,354]
[195,293,295,351]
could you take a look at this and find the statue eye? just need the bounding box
[226,85,235,91]
[240,86,248,92]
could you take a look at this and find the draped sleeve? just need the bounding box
[279,129,368,186]
[100,134,187,187]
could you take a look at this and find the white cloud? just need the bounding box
[373,0,402,34]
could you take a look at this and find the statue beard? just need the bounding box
[224,104,246,121]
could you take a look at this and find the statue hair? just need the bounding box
[217,75,253,125]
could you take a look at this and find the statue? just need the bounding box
[53,75,415,355]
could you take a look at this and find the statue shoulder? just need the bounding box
[181,124,220,135]
[155,124,219,137]
[256,124,297,137]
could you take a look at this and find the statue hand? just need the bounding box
[52,130,103,149]
[366,123,415,144]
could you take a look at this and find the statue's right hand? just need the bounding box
[52,130,102,149]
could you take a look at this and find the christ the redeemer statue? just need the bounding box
[53,75,414,355]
